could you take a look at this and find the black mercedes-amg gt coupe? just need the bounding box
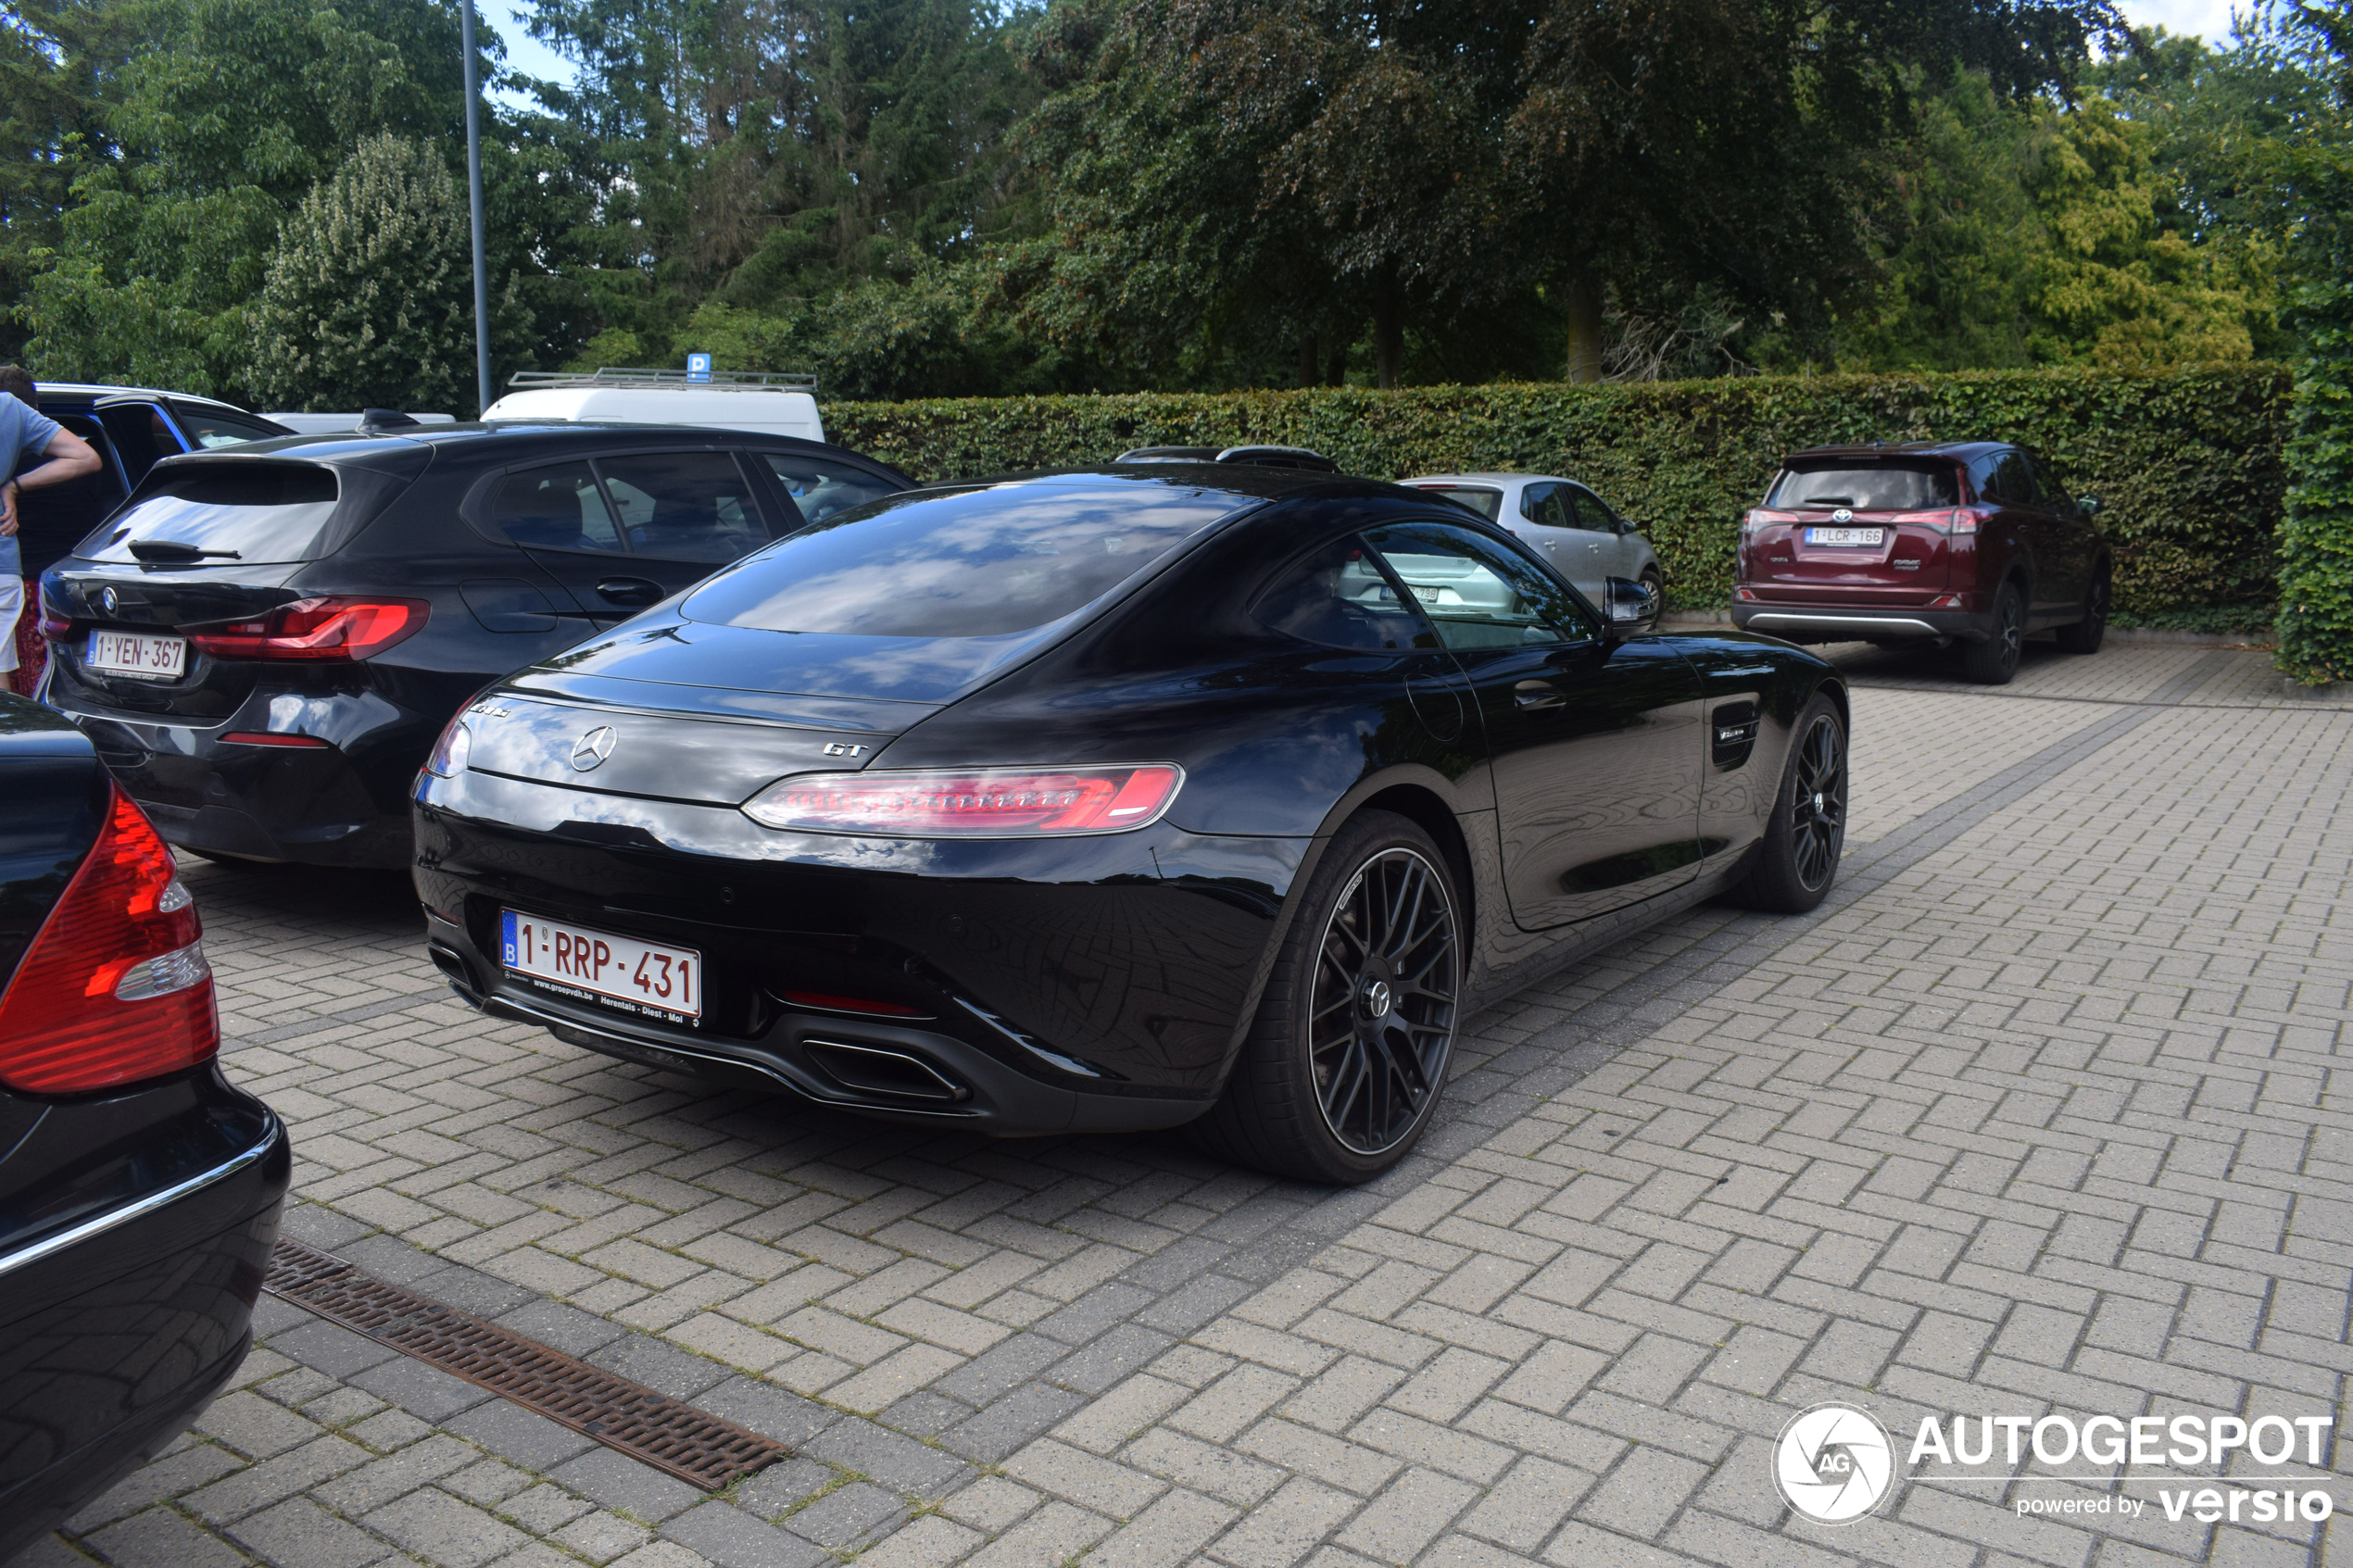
[412,464,1848,1182]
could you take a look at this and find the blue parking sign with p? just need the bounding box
[686,353,712,383]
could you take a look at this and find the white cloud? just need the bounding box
[2114,0,2259,44]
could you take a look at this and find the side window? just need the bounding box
[765,455,900,527]
[1519,483,1573,529]
[1980,450,2033,504]
[2025,449,2066,508]
[1252,534,1439,652]
[493,462,623,552]
[595,450,768,562]
[1565,486,1617,533]
[1364,521,1593,652]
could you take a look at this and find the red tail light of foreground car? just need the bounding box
[0,786,220,1093]
[742,764,1185,837]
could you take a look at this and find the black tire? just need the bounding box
[2054,566,2108,655]
[1727,695,1847,914]
[1189,811,1464,1184]
[1957,580,2024,684]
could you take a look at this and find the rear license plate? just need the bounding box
[500,909,704,1022]
[1804,527,1884,546]
[85,630,187,681]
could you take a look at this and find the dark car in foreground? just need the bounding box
[39,422,914,869]
[0,695,289,1556]
[17,384,291,584]
[1731,440,2110,684]
[413,465,1848,1182]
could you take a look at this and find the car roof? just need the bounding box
[941,464,1411,507]
[34,382,259,415]
[1401,473,1574,488]
[1784,441,2007,462]
[141,420,908,474]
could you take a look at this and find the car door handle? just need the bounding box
[595,576,664,607]
[1514,679,1566,709]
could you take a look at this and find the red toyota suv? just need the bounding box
[1730,441,2109,684]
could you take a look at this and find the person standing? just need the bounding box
[0,367,102,696]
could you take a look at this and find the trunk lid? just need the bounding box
[1742,458,1964,605]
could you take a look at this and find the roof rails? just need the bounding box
[506,367,820,395]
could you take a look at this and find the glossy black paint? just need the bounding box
[42,423,915,868]
[415,470,1842,1135]
[0,695,291,1559]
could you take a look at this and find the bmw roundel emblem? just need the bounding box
[570,726,618,771]
[1831,508,1855,523]
[98,586,120,616]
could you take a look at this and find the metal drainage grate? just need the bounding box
[265,1236,787,1489]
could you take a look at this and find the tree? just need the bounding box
[2275,0,2353,683]
[246,133,480,410]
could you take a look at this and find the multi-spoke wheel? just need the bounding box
[1959,580,2025,684]
[1727,694,1847,915]
[1190,811,1463,1182]
[1307,847,1458,1155]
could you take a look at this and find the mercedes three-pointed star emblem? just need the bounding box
[570,726,618,771]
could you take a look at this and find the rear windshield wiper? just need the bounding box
[128,540,242,563]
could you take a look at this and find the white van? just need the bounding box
[482,369,824,442]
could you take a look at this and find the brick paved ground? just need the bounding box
[20,642,2351,1568]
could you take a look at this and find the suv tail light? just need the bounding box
[0,786,218,1094]
[744,764,1184,837]
[1743,509,1797,534]
[184,596,429,661]
[1894,508,1981,535]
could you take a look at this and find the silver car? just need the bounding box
[1402,472,1662,605]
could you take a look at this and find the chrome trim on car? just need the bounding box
[1745,614,1940,637]
[0,1114,283,1281]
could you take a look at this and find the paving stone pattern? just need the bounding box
[23,644,2352,1568]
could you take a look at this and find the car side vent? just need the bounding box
[1712,701,1762,770]
[804,1039,971,1102]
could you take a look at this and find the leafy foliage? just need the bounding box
[2275,1,2353,683]
[825,364,2290,622]
[247,133,488,411]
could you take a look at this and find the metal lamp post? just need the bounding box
[460,0,493,416]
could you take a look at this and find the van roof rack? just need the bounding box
[506,368,820,395]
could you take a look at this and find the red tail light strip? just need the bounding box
[184,597,429,662]
[221,732,333,748]
[743,764,1184,838]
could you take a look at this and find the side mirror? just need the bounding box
[2077,495,2103,520]
[1603,576,1661,639]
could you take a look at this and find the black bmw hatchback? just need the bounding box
[0,694,289,1554]
[413,467,1849,1182]
[40,422,912,868]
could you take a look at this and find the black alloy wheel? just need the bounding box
[1728,693,1847,914]
[2055,568,2108,655]
[1959,581,2024,684]
[1189,811,1464,1182]
[1787,712,1845,893]
[1307,847,1458,1156]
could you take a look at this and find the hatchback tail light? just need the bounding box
[1743,509,1797,534]
[0,786,218,1094]
[184,596,429,661]
[744,764,1184,837]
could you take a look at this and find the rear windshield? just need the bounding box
[77,463,342,564]
[1416,485,1502,520]
[1768,463,1957,511]
[683,480,1241,638]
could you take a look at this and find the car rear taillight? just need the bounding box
[0,786,218,1094]
[184,596,429,661]
[743,764,1184,837]
[1894,508,1981,535]
[422,715,472,778]
[1743,509,1797,534]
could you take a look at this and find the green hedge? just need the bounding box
[824,365,2291,621]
